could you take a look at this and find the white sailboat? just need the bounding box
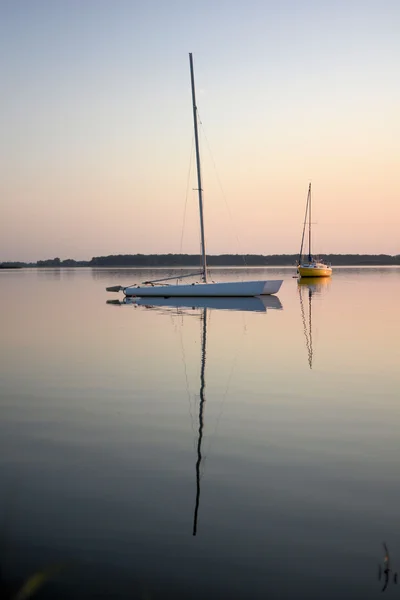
[106,53,282,298]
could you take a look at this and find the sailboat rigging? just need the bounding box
[190,53,207,285]
[297,183,332,278]
[106,53,282,298]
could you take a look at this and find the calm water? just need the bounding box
[1,267,400,598]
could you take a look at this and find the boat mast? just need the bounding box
[308,182,312,262]
[298,183,310,264]
[189,53,208,284]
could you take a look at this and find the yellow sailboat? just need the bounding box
[297,183,332,278]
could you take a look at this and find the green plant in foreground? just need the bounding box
[1,562,66,600]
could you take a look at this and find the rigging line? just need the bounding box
[179,136,195,255]
[196,111,248,268]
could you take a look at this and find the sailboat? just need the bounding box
[297,183,332,278]
[106,53,282,298]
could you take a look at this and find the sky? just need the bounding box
[0,0,399,261]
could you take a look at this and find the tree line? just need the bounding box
[2,253,400,268]
[89,253,400,266]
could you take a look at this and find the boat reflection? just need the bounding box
[378,542,398,592]
[297,277,330,369]
[297,276,331,294]
[107,295,282,313]
[108,294,281,535]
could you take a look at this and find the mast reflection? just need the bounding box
[193,307,207,536]
[298,277,331,369]
[105,294,283,535]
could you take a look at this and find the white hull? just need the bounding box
[108,294,283,312]
[123,279,282,297]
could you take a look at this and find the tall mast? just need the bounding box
[308,183,312,262]
[298,184,310,264]
[189,53,208,284]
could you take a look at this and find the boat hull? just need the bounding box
[123,279,282,297]
[298,265,332,278]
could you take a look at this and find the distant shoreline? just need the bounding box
[1,253,399,268]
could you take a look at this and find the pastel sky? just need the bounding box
[1,0,399,261]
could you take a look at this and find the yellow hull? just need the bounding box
[298,266,332,278]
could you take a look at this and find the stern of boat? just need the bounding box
[261,280,283,295]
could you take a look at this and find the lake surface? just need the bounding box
[1,266,400,598]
